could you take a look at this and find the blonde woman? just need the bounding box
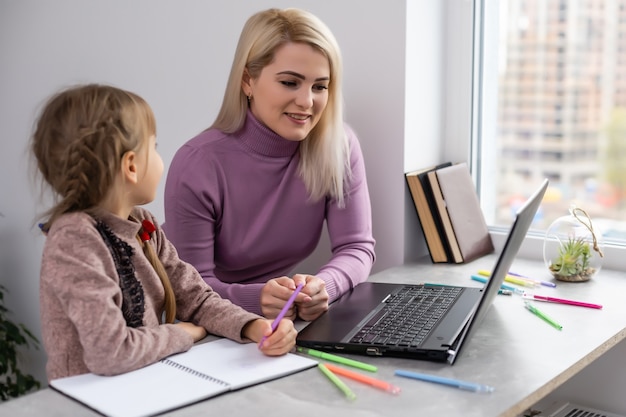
[165,8,375,321]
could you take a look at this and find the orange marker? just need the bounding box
[324,363,401,395]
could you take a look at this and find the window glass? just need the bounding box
[482,0,626,244]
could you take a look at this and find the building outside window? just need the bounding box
[477,0,626,244]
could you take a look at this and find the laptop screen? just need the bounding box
[450,178,549,361]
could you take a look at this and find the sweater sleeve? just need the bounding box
[315,127,376,302]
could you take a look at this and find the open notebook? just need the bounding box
[50,338,317,417]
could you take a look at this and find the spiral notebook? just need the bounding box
[50,338,317,417]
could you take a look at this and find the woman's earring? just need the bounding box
[247,93,252,102]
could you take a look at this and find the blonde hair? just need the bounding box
[31,84,176,323]
[211,8,351,206]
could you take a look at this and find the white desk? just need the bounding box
[2,256,625,417]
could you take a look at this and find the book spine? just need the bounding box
[161,358,229,387]
[405,174,448,263]
[427,171,463,263]
[418,171,454,262]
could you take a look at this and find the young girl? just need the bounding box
[31,84,296,382]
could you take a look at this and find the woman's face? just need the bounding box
[245,42,330,141]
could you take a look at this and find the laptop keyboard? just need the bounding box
[349,285,462,348]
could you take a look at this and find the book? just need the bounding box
[427,170,464,263]
[50,338,317,417]
[433,162,494,263]
[405,162,453,263]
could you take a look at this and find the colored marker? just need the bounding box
[477,269,537,288]
[395,370,494,393]
[470,275,523,295]
[524,301,563,330]
[296,346,378,372]
[479,269,556,288]
[318,363,356,400]
[324,363,401,395]
[259,282,304,347]
[509,271,557,288]
[522,293,602,310]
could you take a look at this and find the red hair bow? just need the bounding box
[139,220,156,242]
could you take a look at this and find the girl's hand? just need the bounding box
[242,318,297,356]
[292,274,329,321]
[260,277,311,319]
[174,321,208,342]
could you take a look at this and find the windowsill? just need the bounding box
[489,228,624,272]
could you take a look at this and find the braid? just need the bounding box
[31,84,154,231]
[138,237,176,323]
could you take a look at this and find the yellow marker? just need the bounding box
[477,270,537,288]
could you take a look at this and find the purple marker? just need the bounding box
[259,282,305,348]
[509,271,556,288]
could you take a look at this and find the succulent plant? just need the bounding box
[549,237,594,281]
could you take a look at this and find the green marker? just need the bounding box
[524,301,563,330]
[318,363,357,400]
[296,346,378,372]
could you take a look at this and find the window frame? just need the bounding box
[443,0,624,270]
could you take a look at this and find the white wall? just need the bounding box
[1,0,445,386]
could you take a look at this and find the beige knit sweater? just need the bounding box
[39,207,261,381]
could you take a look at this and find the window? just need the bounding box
[442,0,626,269]
[444,0,625,270]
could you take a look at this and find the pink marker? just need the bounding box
[522,293,602,309]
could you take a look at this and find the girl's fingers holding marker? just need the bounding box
[259,319,297,356]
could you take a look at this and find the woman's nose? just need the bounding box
[295,88,313,108]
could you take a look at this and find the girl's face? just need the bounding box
[245,42,330,141]
[135,134,163,205]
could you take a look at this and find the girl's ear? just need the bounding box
[121,151,138,184]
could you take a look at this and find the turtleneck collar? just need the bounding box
[237,110,301,158]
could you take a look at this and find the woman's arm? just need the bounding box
[314,127,376,302]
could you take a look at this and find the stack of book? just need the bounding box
[405,162,494,264]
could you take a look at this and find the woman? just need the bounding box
[164,8,375,321]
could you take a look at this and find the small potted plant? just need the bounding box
[543,205,604,282]
[0,284,41,400]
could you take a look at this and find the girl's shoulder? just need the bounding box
[48,211,97,234]
[44,212,102,254]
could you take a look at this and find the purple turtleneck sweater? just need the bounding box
[164,112,375,315]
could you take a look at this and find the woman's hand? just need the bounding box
[174,321,207,342]
[242,318,297,356]
[292,274,329,321]
[260,276,311,319]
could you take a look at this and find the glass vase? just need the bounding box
[543,205,604,282]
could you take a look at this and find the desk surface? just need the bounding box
[2,256,625,417]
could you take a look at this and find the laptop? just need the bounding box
[297,178,549,364]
